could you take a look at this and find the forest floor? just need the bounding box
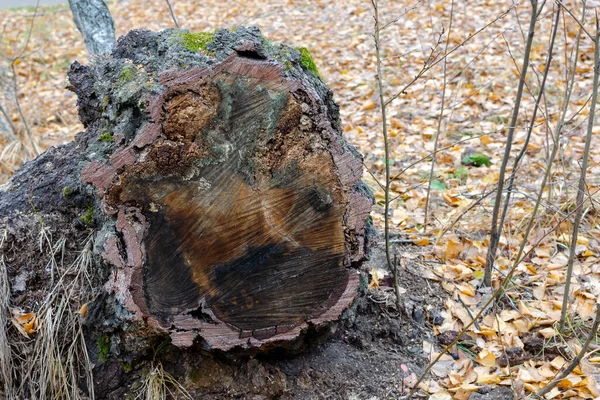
[1,0,600,398]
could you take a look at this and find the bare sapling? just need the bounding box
[484,0,542,287]
[559,9,600,333]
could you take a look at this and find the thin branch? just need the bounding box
[165,0,180,29]
[15,0,40,60]
[10,63,39,156]
[498,5,561,242]
[555,0,594,41]
[0,103,18,141]
[391,130,498,184]
[484,0,541,287]
[424,0,454,233]
[385,3,516,107]
[371,0,401,310]
[379,0,423,31]
[534,306,600,398]
[559,15,600,332]
[5,0,41,156]
[407,184,600,399]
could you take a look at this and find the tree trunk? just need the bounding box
[0,27,372,398]
[68,0,115,55]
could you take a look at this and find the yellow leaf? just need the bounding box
[442,192,460,207]
[16,312,35,324]
[477,373,501,384]
[23,319,37,334]
[362,100,376,110]
[476,350,496,367]
[456,283,476,297]
[11,310,38,337]
[391,208,408,225]
[413,237,429,246]
[551,355,567,370]
[558,233,589,246]
[539,327,556,339]
[537,364,555,378]
[445,234,463,261]
[557,378,574,388]
[390,118,402,129]
[512,319,530,333]
[369,268,379,289]
[79,303,88,317]
[480,135,491,145]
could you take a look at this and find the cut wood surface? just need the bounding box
[0,27,373,358]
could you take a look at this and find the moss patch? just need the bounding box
[62,186,73,199]
[296,47,321,78]
[178,31,215,52]
[97,336,110,363]
[99,133,114,142]
[118,65,135,84]
[80,205,95,226]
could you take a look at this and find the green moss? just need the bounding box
[119,65,135,84]
[123,362,133,373]
[296,47,321,78]
[178,31,215,52]
[81,205,95,226]
[97,336,110,363]
[99,133,114,142]
[102,96,109,112]
[262,37,275,53]
[62,186,73,199]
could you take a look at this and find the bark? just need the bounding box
[68,0,115,55]
[0,27,372,397]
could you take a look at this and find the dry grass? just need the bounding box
[136,362,192,400]
[0,226,94,399]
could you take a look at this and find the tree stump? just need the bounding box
[0,27,372,376]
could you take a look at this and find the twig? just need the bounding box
[385,3,516,107]
[484,0,541,287]
[534,306,600,398]
[165,0,180,29]
[424,0,454,233]
[434,187,495,246]
[457,294,480,330]
[15,0,40,60]
[390,130,497,184]
[406,185,599,399]
[0,102,18,141]
[5,0,41,156]
[555,0,594,42]
[559,13,600,332]
[371,0,400,310]
[498,5,561,243]
[10,63,39,156]
[379,0,423,31]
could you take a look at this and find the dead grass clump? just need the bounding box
[0,226,94,399]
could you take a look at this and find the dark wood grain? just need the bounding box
[105,60,352,344]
